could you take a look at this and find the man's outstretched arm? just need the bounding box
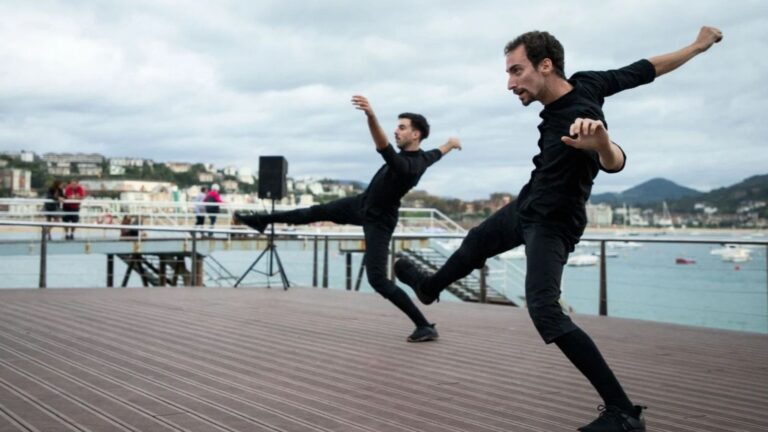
[649,26,722,77]
[351,95,389,150]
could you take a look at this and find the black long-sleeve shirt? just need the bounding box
[516,59,656,240]
[361,144,442,218]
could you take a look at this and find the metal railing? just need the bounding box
[1,219,766,333]
[0,198,466,233]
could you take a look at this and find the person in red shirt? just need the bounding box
[63,178,86,240]
[203,184,223,236]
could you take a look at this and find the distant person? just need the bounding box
[236,95,461,342]
[394,27,722,431]
[194,186,208,229]
[43,179,65,240]
[119,214,140,239]
[63,178,86,240]
[204,184,223,236]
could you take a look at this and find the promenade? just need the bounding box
[0,287,765,431]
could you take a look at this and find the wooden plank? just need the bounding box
[0,287,765,432]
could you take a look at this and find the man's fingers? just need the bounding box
[561,136,577,147]
[588,121,598,135]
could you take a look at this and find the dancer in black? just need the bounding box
[395,26,722,431]
[236,95,461,342]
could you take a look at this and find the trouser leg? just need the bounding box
[423,203,523,295]
[523,224,633,412]
[264,196,363,226]
[364,222,429,328]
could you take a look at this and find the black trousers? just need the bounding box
[264,196,400,298]
[425,202,578,342]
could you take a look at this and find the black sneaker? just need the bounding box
[579,405,646,432]
[407,324,438,342]
[394,258,438,305]
[234,211,268,234]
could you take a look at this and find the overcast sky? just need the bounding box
[1,0,766,199]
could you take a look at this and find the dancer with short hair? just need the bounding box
[395,26,722,431]
[237,95,461,342]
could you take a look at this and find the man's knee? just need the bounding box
[527,304,575,343]
[456,228,488,269]
[366,269,396,298]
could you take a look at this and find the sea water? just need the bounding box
[1,232,765,334]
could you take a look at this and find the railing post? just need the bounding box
[599,240,607,316]
[345,252,352,290]
[191,233,198,287]
[765,245,767,333]
[39,226,48,288]
[479,266,487,303]
[322,236,329,288]
[312,235,318,287]
[107,254,114,287]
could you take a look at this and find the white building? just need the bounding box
[198,172,215,183]
[586,203,613,227]
[237,167,254,185]
[221,180,239,193]
[43,153,104,165]
[0,168,32,197]
[77,163,103,177]
[48,163,71,176]
[109,165,126,176]
[19,151,35,163]
[109,157,147,167]
[297,194,315,206]
[79,179,175,194]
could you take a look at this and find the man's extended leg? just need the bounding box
[396,203,522,304]
[363,222,437,342]
[522,224,644,431]
[236,196,363,233]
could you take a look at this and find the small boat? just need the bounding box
[710,244,749,256]
[675,257,696,265]
[567,254,599,267]
[721,249,751,263]
[592,250,619,258]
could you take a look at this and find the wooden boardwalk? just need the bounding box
[0,287,765,432]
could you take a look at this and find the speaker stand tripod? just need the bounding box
[234,200,290,289]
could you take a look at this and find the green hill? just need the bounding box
[590,178,701,205]
[669,174,768,213]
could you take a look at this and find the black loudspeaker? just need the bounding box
[258,156,288,200]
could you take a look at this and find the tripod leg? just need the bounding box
[270,245,290,290]
[235,247,270,287]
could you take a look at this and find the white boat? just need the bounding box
[592,250,619,258]
[567,254,599,267]
[609,241,642,249]
[721,249,751,263]
[710,244,750,256]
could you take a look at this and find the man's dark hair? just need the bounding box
[398,113,430,141]
[504,31,566,79]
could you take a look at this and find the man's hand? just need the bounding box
[439,137,462,155]
[693,26,723,53]
[351,95,375,117]
[562,118,624,171]
[352,95,388,149]
[447,137,461,151]
[561,118,609,151]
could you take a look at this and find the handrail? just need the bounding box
[0,198,465,233]
[1,219,766,333]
